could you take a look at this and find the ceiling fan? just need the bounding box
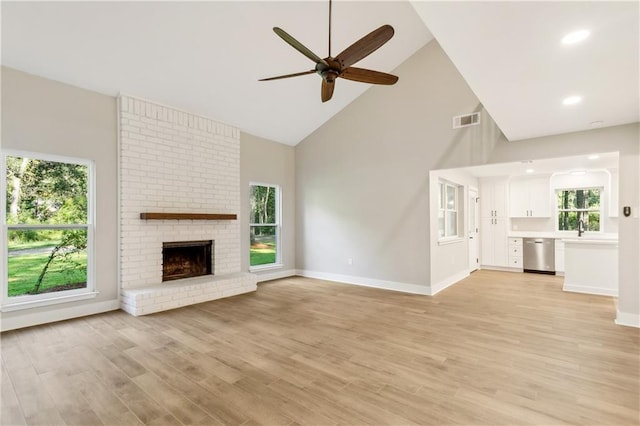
[259,0,399,103]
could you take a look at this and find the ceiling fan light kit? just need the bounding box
[260,0,399,103]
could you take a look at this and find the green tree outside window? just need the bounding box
[249,184,280,267]
[5,155,90,297]
[557,188,601,232]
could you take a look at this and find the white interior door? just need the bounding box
[469,188,480,271]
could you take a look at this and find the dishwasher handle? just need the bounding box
[524,238,551,244]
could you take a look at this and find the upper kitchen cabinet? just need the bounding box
[480,177,508,218]
[509,176,551,218]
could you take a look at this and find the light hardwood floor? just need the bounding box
[2,270,639,425]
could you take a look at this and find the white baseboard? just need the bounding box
[480,265,524,273]
[563,284,618,297]
[296,269,430,295]
[430,270,469,295]
[1,299,120,332]
[255,269,297,283]
[615,310,640,328]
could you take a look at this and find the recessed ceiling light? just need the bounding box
[562,29,590,45]
[571,170,587,176]
[588,154,600,160]
[526,169,535,174]
[563,96,582,106]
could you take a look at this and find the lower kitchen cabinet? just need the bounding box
[508,237,523,270]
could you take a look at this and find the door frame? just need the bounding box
[468,187,480,272]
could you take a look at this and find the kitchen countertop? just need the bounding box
[508,231,618,241]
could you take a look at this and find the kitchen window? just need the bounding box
[249,183,281,269]
[2,151,95,310]
[438,181,461,240]
[556,187,602,232]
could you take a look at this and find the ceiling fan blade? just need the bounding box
[321,79,335,103]
[340,67,398,85]
[259,70,316,81]
[273,27,328,66]
[335,25,394,69]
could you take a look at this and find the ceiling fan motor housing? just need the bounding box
[316,59,341,82]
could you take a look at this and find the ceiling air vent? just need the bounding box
[452,112,480,129]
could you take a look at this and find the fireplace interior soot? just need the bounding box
[163,240,213,281]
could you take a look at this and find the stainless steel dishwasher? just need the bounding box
[523,238,555,274]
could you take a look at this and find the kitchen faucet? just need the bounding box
[578,219,585,237]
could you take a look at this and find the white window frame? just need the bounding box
[1,150,97,312]
[249,182,282,271]
[555,186,603,234]
[438,180,462,242]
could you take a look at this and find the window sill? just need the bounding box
[250,263,284,273]
[1,291,99,312]
[438,237,465,246]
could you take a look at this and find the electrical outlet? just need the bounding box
[347,258,353,265]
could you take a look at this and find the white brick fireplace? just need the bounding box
[118,95,256,315]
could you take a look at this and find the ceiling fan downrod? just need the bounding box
[328,0,332,57]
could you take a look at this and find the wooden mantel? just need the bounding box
[140,213,237,220]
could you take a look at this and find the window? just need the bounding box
[2,151,95,308]
[557,187,602,232]
[438,181,460,239]
[249,183,281,269]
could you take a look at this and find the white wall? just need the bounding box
[429,168,478,290]
[637,152,640,323]
[240,132,296,280]
[1,67,119,330]
[295,40,495,292]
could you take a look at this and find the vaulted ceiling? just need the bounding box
[412,1,639,142]
[2,1,638,146]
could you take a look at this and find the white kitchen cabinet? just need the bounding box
[509,176,551,218]
[479,177,509,268]
[480,178,508,219]
[508,237,523,270]
[480,217,508,267]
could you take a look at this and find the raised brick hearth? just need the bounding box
[118,95,256,315]
[120,273,251,316]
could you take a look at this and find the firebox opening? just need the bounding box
[162,240,213,282]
